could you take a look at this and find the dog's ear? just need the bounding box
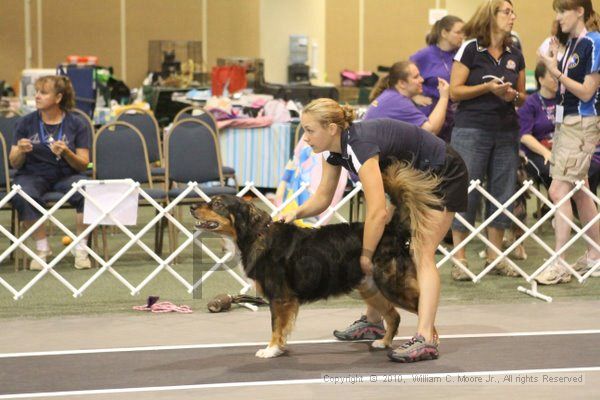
[241,201,270,227]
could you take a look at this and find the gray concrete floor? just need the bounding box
[1,301,599,399]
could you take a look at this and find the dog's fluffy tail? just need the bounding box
[382,161,443,252]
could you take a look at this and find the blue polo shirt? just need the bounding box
[558,31,600,116]
[453,38,525,131]
[322,118,446,175]
[12,111,90,181]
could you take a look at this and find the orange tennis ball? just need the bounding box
[62,236,73,246]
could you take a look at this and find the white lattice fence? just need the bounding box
[436,179,600,301]
[0,178,598,302]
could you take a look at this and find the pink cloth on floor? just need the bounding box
[133,301,193,313]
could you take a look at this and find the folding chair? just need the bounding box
[165,118,237,255]
[173,106,238,189]
[94,121,168,258]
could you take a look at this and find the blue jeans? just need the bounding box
[450,127,519,231]
[12,174,87,221]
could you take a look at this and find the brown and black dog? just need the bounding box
[191,162,442,358]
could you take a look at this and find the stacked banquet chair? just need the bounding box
[173,106,238,189]
[94,121,167,259]
[165,118,237,258]
[116,108,164,182]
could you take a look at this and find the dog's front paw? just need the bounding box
[255,346,284,358]
[371,339,390,349]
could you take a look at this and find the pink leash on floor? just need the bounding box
[133,296,193,313]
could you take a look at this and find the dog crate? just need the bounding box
[148,40,203,79]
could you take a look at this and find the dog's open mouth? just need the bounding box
[195,220,220,230]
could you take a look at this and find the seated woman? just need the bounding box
[364,61,449,136]
[9,76,91,270]
[519,62,600,193]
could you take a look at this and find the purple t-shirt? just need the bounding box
[517,91,600,164]
[518,92,556,145]
[410,45,457,142]
[363,88,428,127]
[410,45,454,102]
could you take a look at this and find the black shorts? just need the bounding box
[431,145,469,212]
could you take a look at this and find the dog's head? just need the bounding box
[190,195,271,241]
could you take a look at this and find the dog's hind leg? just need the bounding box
[358,278,400,349]
[256,298,299,358]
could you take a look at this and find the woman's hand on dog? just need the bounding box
[278,210,298,224]
[360,256,374,275]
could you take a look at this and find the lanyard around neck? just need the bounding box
[560,28,588,96]
[38,113,64,145]
[538,92,555,124]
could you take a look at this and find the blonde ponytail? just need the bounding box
[303,98,355,131]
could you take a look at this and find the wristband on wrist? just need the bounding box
[513,91,520,104]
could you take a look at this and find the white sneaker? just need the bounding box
[535,260,572,285]
[573,252,600,277]
[74,250,92,270]
[29,249,52,271]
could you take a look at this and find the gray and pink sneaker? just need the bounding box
[388,334,439,363]
[333,315,385,341]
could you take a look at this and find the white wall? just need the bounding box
[259,0,326,84]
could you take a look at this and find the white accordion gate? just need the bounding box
[0,178,598,303]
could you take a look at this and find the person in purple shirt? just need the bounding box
[519,62,559,188]
[410,15,465,142]
[364,61,450,136]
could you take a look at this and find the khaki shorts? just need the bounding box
[550,115,600,183]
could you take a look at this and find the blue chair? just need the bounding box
[165,118,237,198]
[94,121,167,257]
[173,106,237,188]
[165,118,237,255]
[71,108,95,177]
[116,109,164,179]
[0,134,16,267]
[0,115,20,182]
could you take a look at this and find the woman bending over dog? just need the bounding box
[280,99,468,363]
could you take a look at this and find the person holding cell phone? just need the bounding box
[9,75,92,270]
[448,0,526,279]
[537,0,600,284]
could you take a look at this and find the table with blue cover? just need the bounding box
[218,122,293,189]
